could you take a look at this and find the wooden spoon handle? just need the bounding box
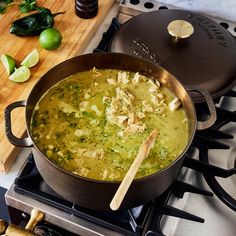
[110,129,158,211]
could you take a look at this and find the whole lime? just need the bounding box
[39,28,63,50]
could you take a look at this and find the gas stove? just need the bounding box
[4,1,236,235]
[5,93,236,235]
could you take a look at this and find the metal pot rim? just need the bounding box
[26,52,198,183]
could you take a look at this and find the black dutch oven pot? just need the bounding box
[5,53,216,211]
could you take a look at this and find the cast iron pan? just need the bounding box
[109,9,236,103]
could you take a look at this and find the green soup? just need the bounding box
[30,68,189,181]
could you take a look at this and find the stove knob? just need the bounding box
[25,209,44,232]
[167,20,194,39]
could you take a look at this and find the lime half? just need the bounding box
[9,66,30,83]
[1,54,16,75]
[20,48,39,68]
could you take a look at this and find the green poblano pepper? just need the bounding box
[9,8,64,36]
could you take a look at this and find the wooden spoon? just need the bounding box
[110,129,158,211]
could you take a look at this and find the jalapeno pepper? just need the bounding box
[9,8,64,36]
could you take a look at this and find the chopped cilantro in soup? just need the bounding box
[30,68,189,181]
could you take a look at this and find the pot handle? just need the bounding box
[187,88,217,130]
[5,100,33,147]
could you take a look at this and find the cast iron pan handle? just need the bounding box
[187,88,217,130]
[5,100,33,147]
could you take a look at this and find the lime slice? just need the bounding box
[1,54,16,75]
[9,66,30,83]
[20,48,39,68]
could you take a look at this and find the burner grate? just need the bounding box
[93,18,120,53]
[182,94,236,211]
[198,97,236,211]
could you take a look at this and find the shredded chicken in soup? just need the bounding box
[30,68,189,181]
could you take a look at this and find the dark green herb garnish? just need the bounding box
[18,0,42,13]
[0,0,41,14]
[0,0,13,14]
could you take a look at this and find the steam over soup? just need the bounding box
[30,68,189,181]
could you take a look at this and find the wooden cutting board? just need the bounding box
[0,0,114,173]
